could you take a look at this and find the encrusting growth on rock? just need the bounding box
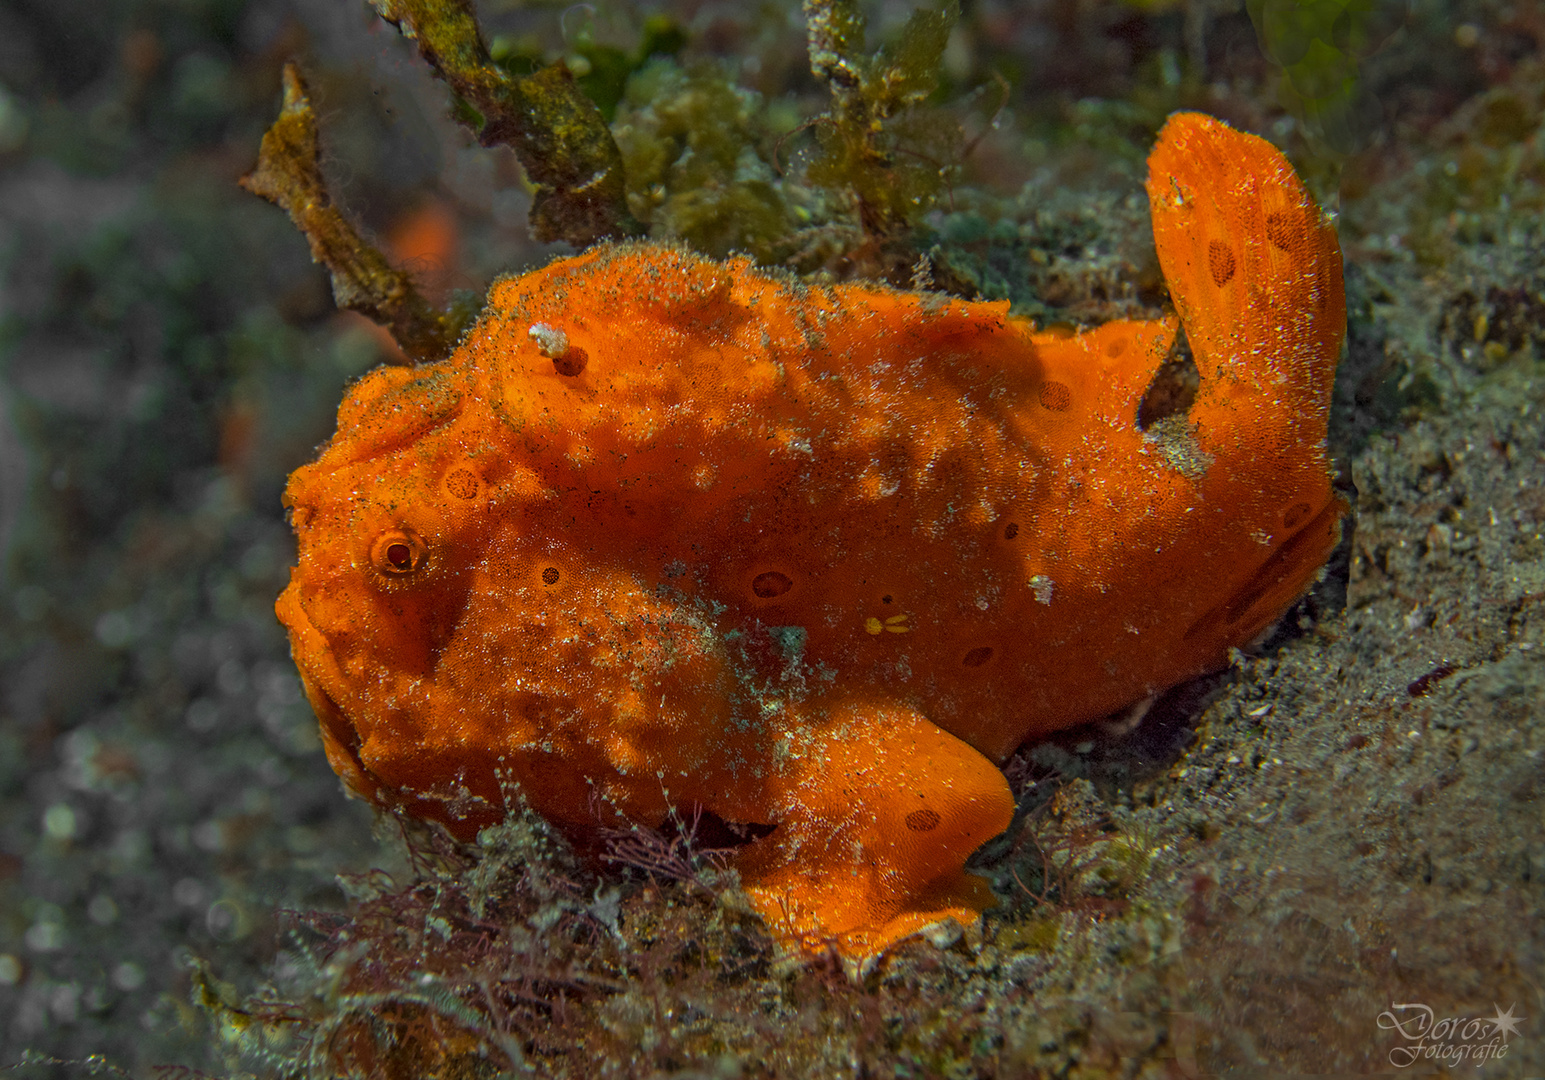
[276,112,1346,960]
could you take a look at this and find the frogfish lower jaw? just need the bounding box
[275,582,380,805]
[276,111,1347,963]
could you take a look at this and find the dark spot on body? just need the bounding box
[752,571,793,599]
[445,467,479,500]
[1038,381,1072,411]
[905,808,941,832]
[1265,211,1301,253]
[1208,240,1236,287]
[1282,501,1313,530]
[553,348,588,377]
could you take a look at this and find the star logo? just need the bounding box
[1489,1002,1526,1040]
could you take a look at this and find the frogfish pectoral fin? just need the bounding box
[734,703,1014,961]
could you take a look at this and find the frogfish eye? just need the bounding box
[370,529,427,576]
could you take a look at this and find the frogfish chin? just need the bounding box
[276,111,1346,960]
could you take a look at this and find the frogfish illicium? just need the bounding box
[277,112,1346,959]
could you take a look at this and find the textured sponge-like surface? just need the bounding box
[277,112,1346,959]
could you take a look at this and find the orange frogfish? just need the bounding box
[277,112,1346,959]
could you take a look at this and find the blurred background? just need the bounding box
[0,0,1537,1072]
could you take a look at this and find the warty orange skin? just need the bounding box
[277,112,1346,959]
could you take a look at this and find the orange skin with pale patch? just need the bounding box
[277,113,1346,959]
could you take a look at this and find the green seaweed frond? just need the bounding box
[802,0,963,242]
[613,58,799,262]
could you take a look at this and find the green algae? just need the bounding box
[612,58,799,262]
[802,0,965,257]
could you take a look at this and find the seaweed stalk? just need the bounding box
[240,64,468,364]
[369,0,643,245]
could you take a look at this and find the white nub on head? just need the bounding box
[528,323,570,359]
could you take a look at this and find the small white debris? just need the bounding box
[528,323,569,359]
[920,917,963,949]
[1028,574,1054,605]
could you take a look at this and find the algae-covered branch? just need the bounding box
[240,64,471,364]
[369,0,643,246]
